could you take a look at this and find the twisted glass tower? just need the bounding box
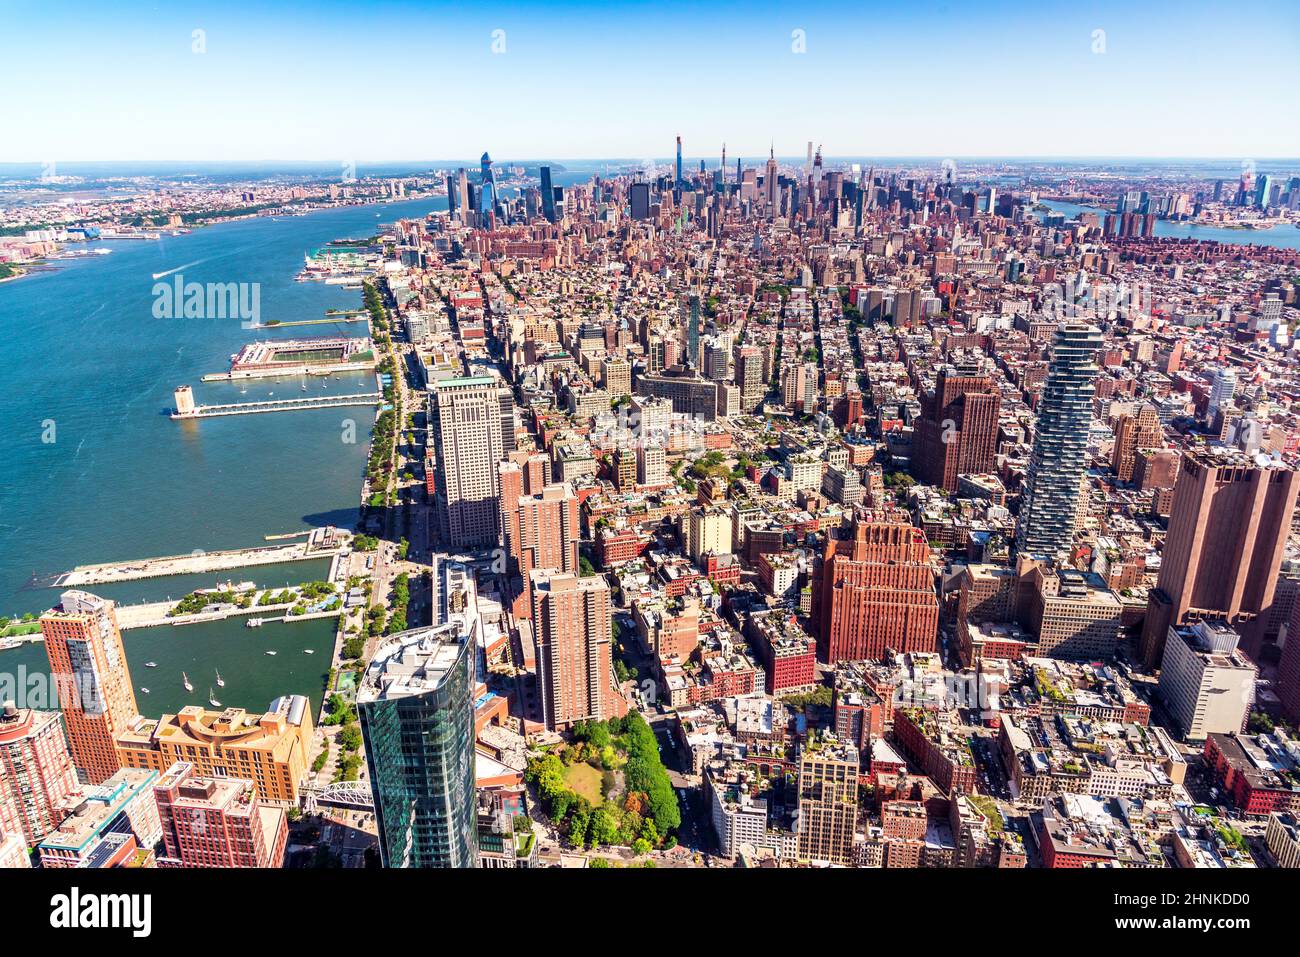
[1015,322,1103,560]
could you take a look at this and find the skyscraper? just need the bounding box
[1139,451,1300,668]
[1014,322,1102,560]
[358,562,479,868]
[629,181,651,220]
[39,590,138,784]
[765,145,779,209]
[530,569,622,730]
[912,363,1001,491]
[428,376,508,548]
[540,165,556,222]
[675,135,683,198]
[480,151,498,230]
[686,294,701,369]
[816,517,939,663]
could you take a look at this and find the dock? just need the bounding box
[172,392,381,419]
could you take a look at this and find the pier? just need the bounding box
[171,392,381,419]
[38,527,349,588]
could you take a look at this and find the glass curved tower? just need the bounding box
[358,563,479,868]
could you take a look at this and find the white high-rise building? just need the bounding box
[1158,620,1255,741]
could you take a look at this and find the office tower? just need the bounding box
[454,167,470,220]
[1014,323,1102,560]
[115,695,313,804]
[359,563,479,868]
[153,761,287,868]
[480,151,498,229]
[530,570,619,731]
[0,703,79,847]
[795,741,859,865]
[912,364,1001,491]
[428,377,508,547]
[540,165,556,222]
[816,518,939,663]
[445,172,459,216]
[39,590,138,784]
[675,135,683,196]
[1157,621,1255,741]
[686,295,701,369]
[629,182,651,220]
[1111,402,1163,483]
[1255,174,1273,209]
[1139,452,1300,667]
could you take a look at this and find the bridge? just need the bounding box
[303,781,374,812]
[172,392,382,419]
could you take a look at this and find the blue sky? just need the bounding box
[4,0,1298,161]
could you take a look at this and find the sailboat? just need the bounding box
[182,672,193,692]
[215,669,225,688]
[209,688,222,708]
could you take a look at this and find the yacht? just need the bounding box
[215,669,225,688]
[144,661,158,668]
[209,688,222,708]
[182,672,193,692]
[265,650,278,656]
[304,649,315,654]
[246,618,264,628]
[141,688,150,694]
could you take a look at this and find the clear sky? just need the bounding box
[5,0,1298,162]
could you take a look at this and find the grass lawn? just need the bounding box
[0,621,40,639]
[564,762,604,804]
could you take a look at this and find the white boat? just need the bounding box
[141,688,151,694]
[265,650,278,656]
[215,669,225,688]
[144,661,158,668]
[246,618,264,628]
[209,688,222,708]
[182,672,193,692]
[304,649,315,654]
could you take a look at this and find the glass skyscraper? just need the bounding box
[358,563,479,868]
[1014,322,1103,561]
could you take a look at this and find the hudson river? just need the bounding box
[0,195,447,716]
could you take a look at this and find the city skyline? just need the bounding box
[5,0,1300,162]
